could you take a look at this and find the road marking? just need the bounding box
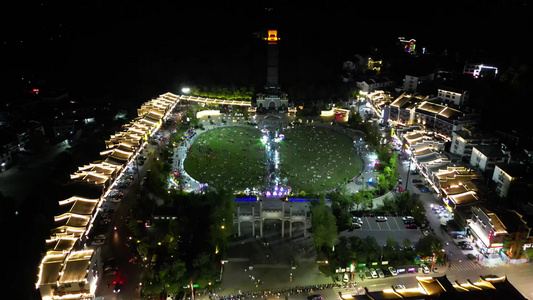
[393,217,401,229]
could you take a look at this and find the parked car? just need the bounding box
[462,244,474,250]
[307,295,322,300]
[402,216,414,223]
[376,216,388,222]
[343,273,349,283]
[420,264,430,274]
[394,285,406,290]
[105,258,117,270]
[388,266,397,276]
[104,266,117,275]
[412,179,422,183]
[95,234,106,240]
[376,268,385,278]
[92,239,105,246]
[352,216,363,225]
[369,268,378,278]
[351,222,362,229]
[406,223,418,229]
[457,241,469,247]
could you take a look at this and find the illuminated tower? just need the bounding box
[265,30,280,88]
[256,29,289,110]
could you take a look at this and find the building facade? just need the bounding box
[467,206,507,255]
[403,73,434,92]
[451,129,499,160]
[437,87,469,106]
[491,163,532,199]
[470,145,509,172]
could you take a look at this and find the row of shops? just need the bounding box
[390,128,513,258]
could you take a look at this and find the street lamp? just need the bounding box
[182,87,190,94]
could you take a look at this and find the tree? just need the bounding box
[141,270,164,297]
[192,253,218,288]
[363,236,380,263]
[415,235,443,257]
[329,187,353,230]
[525,248,533,261]
[504,232,526,259]
[311,195,338,250]
[159,260,187,296]
[352,193,364,211]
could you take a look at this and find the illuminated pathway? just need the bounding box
[261,127,291,197]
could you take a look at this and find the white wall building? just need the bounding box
[451,129,499,160]
[437,87,469,106]
[470,145,509,172]
[403,73,434,92]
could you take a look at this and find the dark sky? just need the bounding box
[2,1,530,102]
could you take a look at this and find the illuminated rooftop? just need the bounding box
[177,94,252,107]
[417,101,444,114]
[416,152,448,165]
[44,236,78,253]
[59,250,94,283]
[37,252,68,286]
[50,225,86,238]
[58,196,99,215]
[483,209,508,234]
[54,213,91,228]
[448,190,479,206]
[417,276,447,295]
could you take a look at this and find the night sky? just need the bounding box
[1,1,530,103]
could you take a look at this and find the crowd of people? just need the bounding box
[211,283,350,300]
[279,126,363,192]
[183,126,265,192]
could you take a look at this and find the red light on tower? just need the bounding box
[264,30,280,44]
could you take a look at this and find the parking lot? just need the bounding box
[340,216,423,246]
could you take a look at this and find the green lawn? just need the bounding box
[183,125,364,194]
[278,126,363,193]
[183,126,265,192]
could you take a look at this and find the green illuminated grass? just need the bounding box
[279,126,363,193]
[184,125,363,194]
[183,126,265,192]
